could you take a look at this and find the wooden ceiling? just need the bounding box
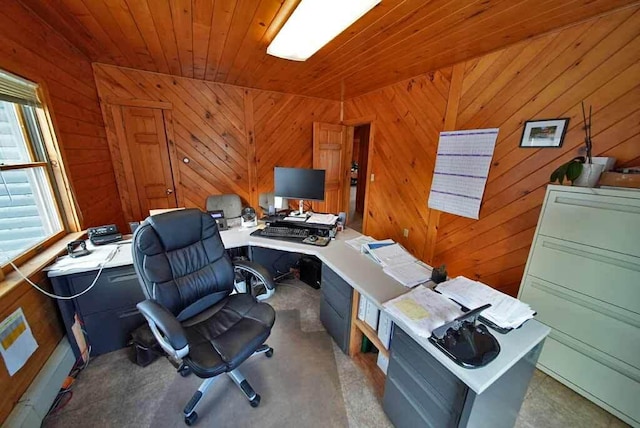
[19,0,638,99]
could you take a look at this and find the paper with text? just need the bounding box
[0,308,38,376]
[384,287,463,337]
[428,129,499,219]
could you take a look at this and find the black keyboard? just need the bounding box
[259,226,309,239]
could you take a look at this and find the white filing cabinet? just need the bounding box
[518,185,640,426]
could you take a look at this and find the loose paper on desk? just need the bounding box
[428,129,499,219]
[383,261,433,288]
[436,276,535,329]
[283,216,307,222]
[345,235,375,251]
[383,287,463,337]
[0,308,38,376]
[306,213,339,225]
[368,243,416,267]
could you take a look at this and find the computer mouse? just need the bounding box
[308,235,318,242]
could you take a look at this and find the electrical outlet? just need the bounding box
[403,228,409,237]
[370,173,375,182]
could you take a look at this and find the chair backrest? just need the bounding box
[132,209,235,320]
[258,192,274,211]
[205,194,242,218]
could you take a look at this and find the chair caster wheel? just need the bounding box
[179,367,191,377]
[265,348,274,358]
[250,394,261,408]
[184,412,198,425]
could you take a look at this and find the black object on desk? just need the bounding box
[429,304,500,368]
[88,224,123,245]
[250,221,332,246]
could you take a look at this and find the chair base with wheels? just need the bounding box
[183,344,273,425]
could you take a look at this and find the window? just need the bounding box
[0,70,67,269]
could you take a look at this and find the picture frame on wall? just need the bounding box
[519,118,569,148]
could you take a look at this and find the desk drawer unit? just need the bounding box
[51,265,146,359]
[518,185,640,426]
[384,328,466,428]
[320,265,353,354]
[70,266,143,315]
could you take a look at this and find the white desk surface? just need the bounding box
[46,225,549,394]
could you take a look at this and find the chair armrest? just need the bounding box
[234,260,275,290]
[137,300,189,358]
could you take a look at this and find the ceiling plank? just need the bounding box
[204,0,237,80]
[125,0,171,74]
[170,0,194,78]
[148,0,182,75]
[192,0,215,80]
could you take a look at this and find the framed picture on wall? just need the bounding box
[519,118,569,148]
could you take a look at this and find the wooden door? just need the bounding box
[117,107,177,219]
[312,122,353,214]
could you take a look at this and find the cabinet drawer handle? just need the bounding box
[530,279,640,328]
[542,240,640,272]
[107,273,139,283]
[554,196,640,214]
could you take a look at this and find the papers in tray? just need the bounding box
[306,213,339,225]
[436,276,535,330]
[361,240,432,287]
[383,261,433,288]
[383,287,464,338]
[345,235,375,251]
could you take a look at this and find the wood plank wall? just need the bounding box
[93,64,340,222]
[346,5,640,296]
[0,4,121,423]
[344,69,454,258]
[0,2,122,229]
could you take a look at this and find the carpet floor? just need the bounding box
[43,280,389,428]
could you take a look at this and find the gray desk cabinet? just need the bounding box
[320,265,353,354]
[50,265,146,359]
[384,327,542,428]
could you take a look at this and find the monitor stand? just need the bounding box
[288,199,309,218]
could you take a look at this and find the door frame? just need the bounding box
[342,116,375,235]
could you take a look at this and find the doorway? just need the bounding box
[348,124,371,233]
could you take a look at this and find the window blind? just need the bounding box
[0,70,40,106]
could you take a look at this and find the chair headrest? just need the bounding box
[146,208,204,252]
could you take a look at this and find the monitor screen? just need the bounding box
[274,167,326,201]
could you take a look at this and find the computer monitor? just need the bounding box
[274,167,325,216]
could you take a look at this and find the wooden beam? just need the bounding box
[244,89,258,208]
[424,63,465,264]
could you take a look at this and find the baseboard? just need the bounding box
[4,337,75,428]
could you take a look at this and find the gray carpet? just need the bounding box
[150,310,348,427]
[43,281,389,428]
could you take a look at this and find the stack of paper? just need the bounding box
[306,213,339,225]
[361,239,395,261]
[383,261,433,288]
[361,241,432,287]
[345,235,375,251]
[383,287,464,338]
[436,276,535,329]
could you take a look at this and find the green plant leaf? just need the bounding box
[566,161,583,183]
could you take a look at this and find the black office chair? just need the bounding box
[132,209,276,426]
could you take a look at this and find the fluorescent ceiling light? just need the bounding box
[267,0,381,61]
